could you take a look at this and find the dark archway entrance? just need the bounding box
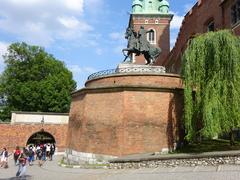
[27,131,56,145]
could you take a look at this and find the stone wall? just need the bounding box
[109,156,240,169]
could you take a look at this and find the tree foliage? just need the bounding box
[0,42,76,121]
[182,30,240,140]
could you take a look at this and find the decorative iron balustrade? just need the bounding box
[87,66,166,81]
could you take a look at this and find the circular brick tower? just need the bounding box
[66,69,184,164]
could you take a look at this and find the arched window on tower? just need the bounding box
[147,29,156,44]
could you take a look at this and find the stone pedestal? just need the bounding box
[116,63,166,73]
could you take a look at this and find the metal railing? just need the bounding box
[87,66,166,81]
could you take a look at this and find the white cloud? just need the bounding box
[8,0,42,6]
[63,0,84,12]
[170,12,184,30]
[0,42,9,72]
[68,64,97,74]
[84,0,104,15]
[169,11,184,49]
[96,48,103,55]
[0,0,93,46]
[68,65,83,74]
[58,16,80,29]
[0,42,8,61]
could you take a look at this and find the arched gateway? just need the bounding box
[26,131,56,145]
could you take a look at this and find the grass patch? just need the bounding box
[176,139,240,154]
[59,157,110,169]
[81,163,110,169]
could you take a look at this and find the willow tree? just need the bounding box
[182,30,240,144]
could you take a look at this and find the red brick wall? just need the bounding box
[67,75,184,156]
[0,124,68,152]
[164,0,240,73]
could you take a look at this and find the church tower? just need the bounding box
[130,0,173,65]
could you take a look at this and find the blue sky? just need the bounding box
[0,0,196,88]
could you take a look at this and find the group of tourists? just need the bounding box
[0,143,56,178]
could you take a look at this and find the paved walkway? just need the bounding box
[1,156,240,180]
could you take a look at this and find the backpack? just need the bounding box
[15,150,21,156]
[4,151,8,157]
[29,149,34,156]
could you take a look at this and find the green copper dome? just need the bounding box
[158,0,169,14]
[159,0,169,6]
[132,0,144,13]
[132,0,170,14]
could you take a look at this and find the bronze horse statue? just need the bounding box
[122,27,161,65]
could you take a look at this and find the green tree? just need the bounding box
[0,42,76,121]
[182,30,240,144]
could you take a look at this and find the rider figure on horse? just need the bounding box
[125,27,139,54]
[138,26,151,52]
[122,26,161,65]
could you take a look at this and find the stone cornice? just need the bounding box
[11,111,69,116]
[72,85,183,97]
[131,13,174,20]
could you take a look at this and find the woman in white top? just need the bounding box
[0,147,8,168]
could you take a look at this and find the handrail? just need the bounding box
[87,66,166,81]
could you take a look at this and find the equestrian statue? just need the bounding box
[122,26,161,65]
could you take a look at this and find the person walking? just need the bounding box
[42,144,47,161]
[13,146,21,166]
[16,152,27,177]
[36,146,43,167]
[49,144,55,161]
[0,147,9,168]
[46,144,51,160]
[28,146,34,166]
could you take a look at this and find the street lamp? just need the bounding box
[41,116,44,131]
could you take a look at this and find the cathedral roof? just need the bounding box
[159,0,169,7]
[132,0,170,14]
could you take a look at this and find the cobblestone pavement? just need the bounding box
[1,156,240,180]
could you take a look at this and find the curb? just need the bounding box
[109,150,240,163]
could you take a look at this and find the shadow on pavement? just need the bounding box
[0,175,33,180]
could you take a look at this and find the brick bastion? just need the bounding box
[66,65,184,164]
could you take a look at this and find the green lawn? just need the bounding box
[176,139,240,154]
